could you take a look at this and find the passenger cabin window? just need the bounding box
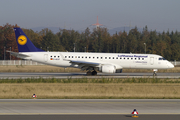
[105,57,107,59]
[54,56,56,57]
[78,56,80,58]
[116,57,118,59]
[69,56,70,58]
[65,56,67,58]
[89,57,91,59]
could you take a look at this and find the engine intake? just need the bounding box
[101,65,116,73]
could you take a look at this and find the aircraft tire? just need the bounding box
[92,70,97,75]
[87,71,92,76]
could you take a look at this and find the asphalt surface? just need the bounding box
[0,99,180,120]
[0,72,180,79]
[0,99,180,114]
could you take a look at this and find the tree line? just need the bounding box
[0,23,180,61]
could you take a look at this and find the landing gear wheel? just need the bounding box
[87,71,92,76]
[153,69,158,76]
[92,70,97,75]
[153,73,157,76]
[86,70,97,76]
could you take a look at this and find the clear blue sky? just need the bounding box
[0,0,180,32]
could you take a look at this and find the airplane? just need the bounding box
[9,27,174,76]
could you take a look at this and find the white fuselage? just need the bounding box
[19,52,174,72]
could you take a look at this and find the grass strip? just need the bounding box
[0,77,180,83]
[0,83,180,99]
[1,78,180,99]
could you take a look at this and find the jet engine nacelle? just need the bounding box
[101,65,116,73]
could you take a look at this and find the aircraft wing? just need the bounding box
[6,51,30,58]
[59,53,121,71]
[64,59,101,70]
[67,59,122,71]
[59,53,100,70]
[70,60,100,66]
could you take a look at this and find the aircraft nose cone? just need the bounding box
[167,62,174,68]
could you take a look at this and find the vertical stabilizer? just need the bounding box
[14,28,44,52]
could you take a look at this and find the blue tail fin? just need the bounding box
[14,27,44,52]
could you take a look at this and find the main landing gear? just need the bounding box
[153,69,158,76]
[86,70,97,76]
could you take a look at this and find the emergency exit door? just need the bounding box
[44,54,48,62]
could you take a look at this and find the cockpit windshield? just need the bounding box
[159,57,166,60]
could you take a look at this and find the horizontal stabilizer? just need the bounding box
[6,50,30,58]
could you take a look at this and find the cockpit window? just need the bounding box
[159,57,166,60]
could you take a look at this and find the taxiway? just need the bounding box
[0,99,180,120]
[0,99,179,114]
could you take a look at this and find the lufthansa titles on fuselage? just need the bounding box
[118,55,148,58]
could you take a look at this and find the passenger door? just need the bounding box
[150,57,154,65]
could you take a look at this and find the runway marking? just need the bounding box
[0,113,180,115]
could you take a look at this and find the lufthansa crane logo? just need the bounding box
[18,35,27,45]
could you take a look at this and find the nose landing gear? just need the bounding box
[153,69,158,76]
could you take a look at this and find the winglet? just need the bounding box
[14,27,45,52]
